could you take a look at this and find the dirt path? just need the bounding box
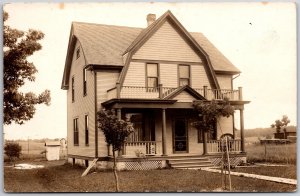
[201,168,297,185]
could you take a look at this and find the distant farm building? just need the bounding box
[274,126,296,142]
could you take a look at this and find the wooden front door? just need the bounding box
[173,118,188,153]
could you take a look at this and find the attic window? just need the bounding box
[76,47,80,59]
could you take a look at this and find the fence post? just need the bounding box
[264,142,267,161]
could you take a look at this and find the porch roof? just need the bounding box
[101,98,192,109]
[101,98,250,109]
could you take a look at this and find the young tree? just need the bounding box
[97,109,134,192]
[4,142,22,166]
[271,115,290,133]
[192,98,235,135]
[3,11,51,125]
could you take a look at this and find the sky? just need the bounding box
[2,2,297,140]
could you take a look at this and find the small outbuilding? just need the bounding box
[45,141,61,161]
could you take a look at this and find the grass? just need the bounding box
[246,143,296,164]
[231,165,297,179]
[4,161,297,192]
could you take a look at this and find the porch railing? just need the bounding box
[207,139,242,153]
[107,83,243,101]
[124,141,157,156]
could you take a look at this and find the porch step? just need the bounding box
[167,156,213,169]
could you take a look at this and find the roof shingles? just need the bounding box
[71,21,240,71]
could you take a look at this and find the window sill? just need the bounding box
[74,144,79,146]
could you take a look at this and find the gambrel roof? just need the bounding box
[61,11,240,89]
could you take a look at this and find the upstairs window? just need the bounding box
[179,65,190,86]
[83,68,87,96]
[76,48,80,59]
[73,118,79,145]
[71,77,75,102]
[85,115,89,145]
[146,63,158,91]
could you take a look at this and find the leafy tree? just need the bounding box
[97,109,134,192]
[4,142,22,166]
[192,98,235,135]
[3,11,51,125]
[271,115,290,133]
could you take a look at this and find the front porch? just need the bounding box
[104,107,246,159]
[101,84,249,170]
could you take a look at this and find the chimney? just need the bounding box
[147,13,156,26]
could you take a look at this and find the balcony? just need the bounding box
[107,83,243,101]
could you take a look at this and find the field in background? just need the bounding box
[236,126,296,140]
[246,143,296,164]
[4,139,67,161]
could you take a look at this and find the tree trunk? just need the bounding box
[112,150,119,192]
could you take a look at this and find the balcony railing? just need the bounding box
[207,139,242,153]
[107,83,243,101]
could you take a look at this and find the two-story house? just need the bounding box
[61,11,250,170]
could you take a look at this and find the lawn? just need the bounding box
[4,161,296,192]
[230,165,297,179]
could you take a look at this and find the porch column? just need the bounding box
[159,84,163,99]
[116,82,121,99]
[116,108,124,156]
[240,108,245,152]
[203,85,208,99]
[203,131,208,155]
[162,108,167,156]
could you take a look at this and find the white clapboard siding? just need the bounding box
[123,62,145,87]
[216,75,232,90]
[191,65,211,89]
[217,116,234,139]
[96,70,120,156]
[67,40,96,157]
[159,63,178,88]
[133,21,202,63]
[188,120,203,154]
[173,91,196,102]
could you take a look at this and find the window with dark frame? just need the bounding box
[73,118,79,145]
[179,65,190,86]
[76,48,80,59]
[85,115,89,145]
[71,77,75,102]
[146,63,158,92]
[83,68,87,96]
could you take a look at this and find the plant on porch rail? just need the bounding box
[97,109,134,192]
[191,98,235,152]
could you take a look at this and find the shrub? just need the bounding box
[4,142,22,165]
